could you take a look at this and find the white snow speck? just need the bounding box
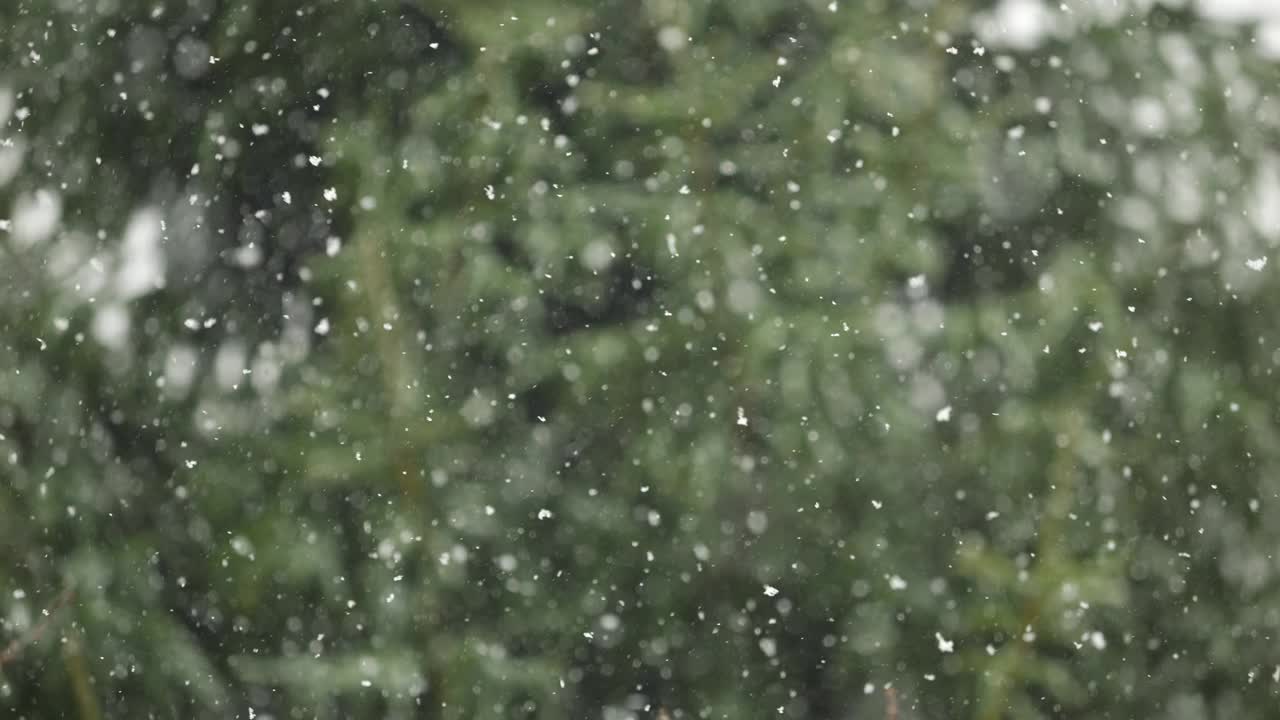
[323,187,338,202]
[1246,256,1268,271]
[763,584,780,597]
[281,191,292,205]
[935,405,952,422]
[737,407,749,426]
[537,508,553,520]
[888,575,908,590]
[936,632,954,653]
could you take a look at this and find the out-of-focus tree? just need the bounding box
[3,1,1280,719]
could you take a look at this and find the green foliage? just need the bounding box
[3,1,1280,718]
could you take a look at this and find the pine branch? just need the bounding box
[885,686,899,720]
[0,586,76,667]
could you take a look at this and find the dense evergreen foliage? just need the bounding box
[3,1,1280,718]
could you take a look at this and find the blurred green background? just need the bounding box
[3,0,1280,718]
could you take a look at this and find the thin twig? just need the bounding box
[63,628,104,720]
[0,586,76,667]
[885,686,899,720]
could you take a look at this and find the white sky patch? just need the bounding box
[1258,22,1280,59]
[657,26,686,52]
[1197,0,1280,22]
[976,0,1055,51]
[10,188,61,248]
[214,340,248,390]
[164,344,199,394]
[116,207,165,300]
[1251,156,1280,239]
[0,136,24,187]
[91,303,130,351]
[1131,97,1169,137]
